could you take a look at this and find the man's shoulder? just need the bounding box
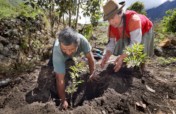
[53,39,63,57]
[77,33,91,53]
[78,33,86,40]
[54,39,59,46]
[77,33,89,44]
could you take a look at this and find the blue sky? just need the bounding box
[78,0,175,24]
[116,0,174,9]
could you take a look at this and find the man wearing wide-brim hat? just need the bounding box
[100,0,154,72]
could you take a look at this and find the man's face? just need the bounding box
[60,43,78,57]
[108,14,121,28]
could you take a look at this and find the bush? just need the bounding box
[80,24,93,40]
[127,1,146,15]
[161,9,176,33]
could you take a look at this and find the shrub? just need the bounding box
[161,9,176,33]
[123,43,147,68]
[0,0,17,19]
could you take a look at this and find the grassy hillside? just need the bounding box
[8,0,24,6]
[0,0,42,19]
[0,0,18,18]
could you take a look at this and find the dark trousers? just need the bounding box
[47,41,55,67]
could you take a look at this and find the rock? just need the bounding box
[12,29,19,36]
[154,46,163,56]
[0,43,3,52]
[90,35,97,40]
[36,31,42,35]
[0,78,11,87]
[0,54,4,59]
[0,36,9,45]
[10,54,18,59]
[156,109,166,114]
[15,45,20,50]
[158,38,171,48]
[171,38,176,45]
[1,47,10,56]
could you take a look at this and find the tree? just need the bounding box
[57,0,81,28]
[161,9,176,33]
[75,0,81,29]
[82,0,103,27]
[127,1,146,15]
[25,0,60,36]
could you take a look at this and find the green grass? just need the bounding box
[0,0,18,19]
[156,57,176,66]
[0,0,43,19]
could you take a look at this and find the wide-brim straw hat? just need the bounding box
[103,0,125,21]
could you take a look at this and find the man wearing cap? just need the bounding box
[100,0,154,72]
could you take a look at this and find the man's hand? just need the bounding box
[89,71,95,79]
[114,54,128,72]
[114,57,123,72]
[56,73,68,110]
[100,50,112,68]
[100,56,108,68]
[89,71,99,81]
[61,100,68,110]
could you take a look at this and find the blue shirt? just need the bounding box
[53,33,91,74]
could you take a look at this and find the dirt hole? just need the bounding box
[25,64,138,109]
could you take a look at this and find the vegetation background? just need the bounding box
[0,0,175,78]
[0,0,176,113]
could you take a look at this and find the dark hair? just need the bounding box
[58,27,80,46]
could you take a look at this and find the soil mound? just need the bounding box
[0,60,175,114]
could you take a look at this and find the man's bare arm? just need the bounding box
[55,73,66,102]
[85,51,95,74]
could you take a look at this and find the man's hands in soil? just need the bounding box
[100,57,107,68]
[100,50,111,69]
[100,55,109,69]
[61,100,68,110]
[114,57,123,72]
[114,54,127,72]
[89,71,98,81]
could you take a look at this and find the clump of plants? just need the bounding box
[123,43,147,72]
[156,57,176,66]
[80,24,93,40]
[65,57,87,108]
[0,0,17,19]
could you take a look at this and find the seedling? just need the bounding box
[123,43,147,73]
[65,57,86,107]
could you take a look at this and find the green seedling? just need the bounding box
[123,43,147,73]
[65,57,86,108]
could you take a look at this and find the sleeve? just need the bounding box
[129,28,142,47]
[128,14,142,47]
[105,38,116,53]
[80,36,92,55]
[53,42,66,74]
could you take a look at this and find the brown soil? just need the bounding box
[0,54,176,114]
